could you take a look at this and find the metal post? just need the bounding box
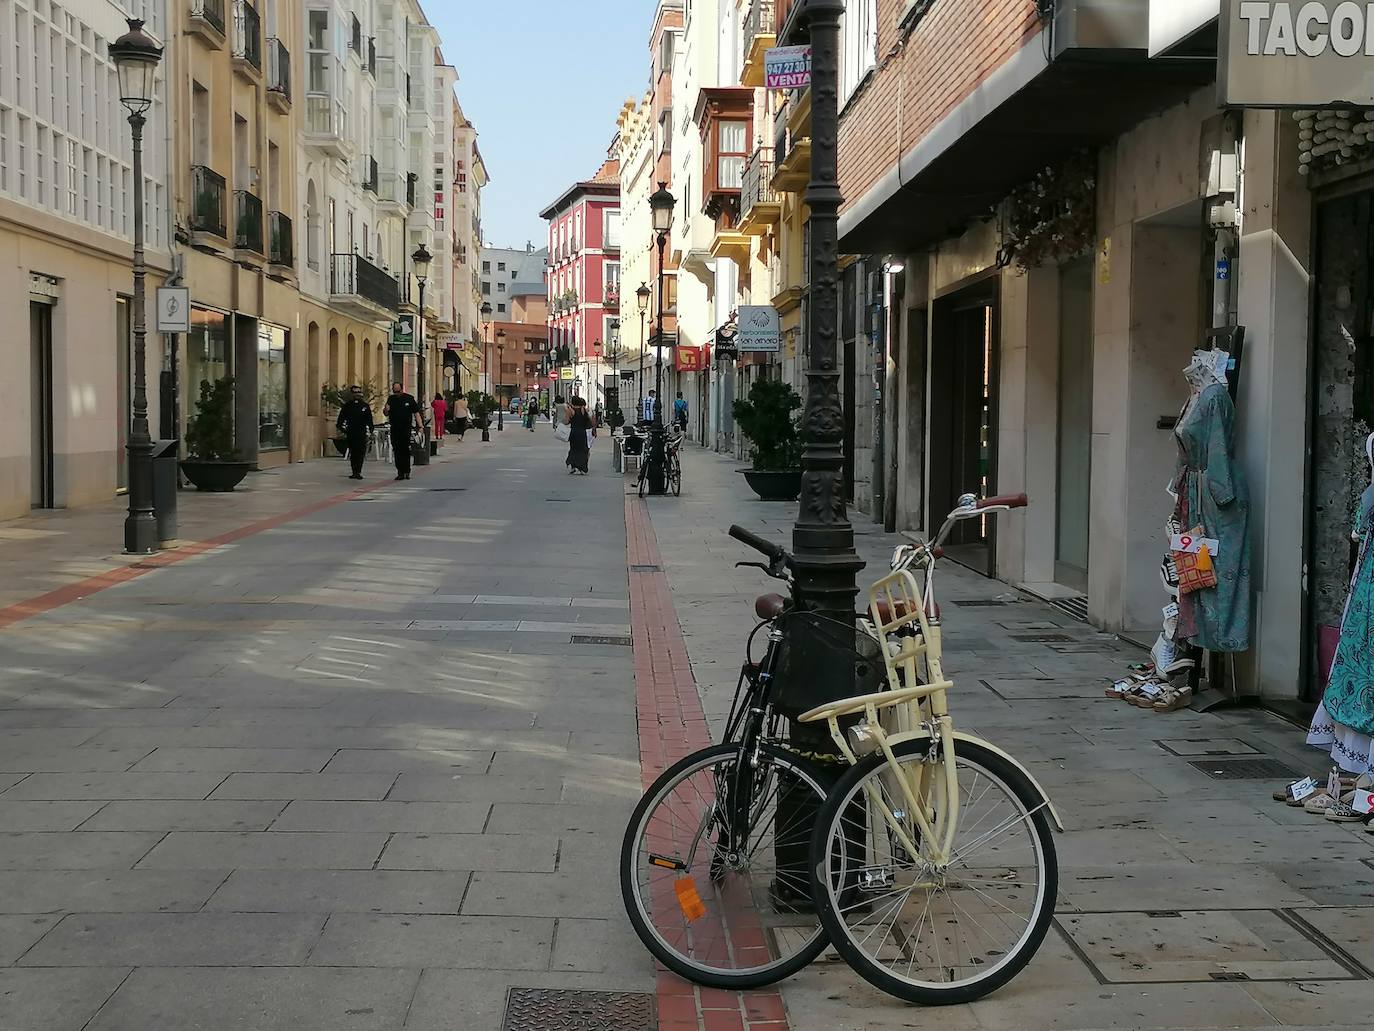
[649,232,669,494]
[124,110,157,554]
[414,281,430,465]
[638,309,646,419]
[497,341,505,430]
[792,1,863,628]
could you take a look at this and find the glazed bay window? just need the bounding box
[258,323,289,450]
[718,122,747,189]
[306,8,344,137]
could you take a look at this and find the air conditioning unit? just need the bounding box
[1053,0,1150,60]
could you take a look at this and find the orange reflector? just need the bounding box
[674,876,706,921]
[649,854,686,871]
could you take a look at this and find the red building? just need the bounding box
[540,160,622,372]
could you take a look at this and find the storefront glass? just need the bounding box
[258,323,289,450]
[186,307,230,428]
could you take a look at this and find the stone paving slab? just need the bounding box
[267,800,491,834]
[135,831,389,870]
[376,832,560,872]
[306,913,555,969]
[202,870,472,915]
[20,912,326,967]
[76,800,288,832]
[0,967,132,1031]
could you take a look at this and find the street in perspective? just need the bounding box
[4,0,1374,1029]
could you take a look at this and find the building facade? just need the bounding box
[479,243,549,405]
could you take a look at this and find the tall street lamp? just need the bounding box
[636,281,651,422]
[789,2,864,732]
[479,301,493,442]
[110,18,163,554]
[647,184,675,495]
[496,329,506,431]
[411,243,432,465]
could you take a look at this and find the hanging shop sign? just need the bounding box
[620,369,637,381]
[737,305,781,352]
[765,45,811,89]
[1220,0,1374,106]
[156,287,190,333]
[675,346,705,372]
[714,324,739,361]
[440,333,464,350]
[390,316,416,354]
[560,366,575,381]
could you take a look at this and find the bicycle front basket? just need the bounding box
[772,611,887,720]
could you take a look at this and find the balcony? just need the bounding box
[233,190,264,261]
[377,172,409,213]
[771,103,810,194]
[305,93,351,159]
[406,173,417,208]
[330,252,399,319]
[189,165,227,247]
[189,0,226,47]
[376,56,407,111]
[710,228,753,266]
[361,156,378,193]
[741,0,776,87]
[603,285,620,311]
[367,38,377,77]
[267,210,293,273]
[232,0,262,78]
[739,148,780,235]
[266,38,290,111]
[349,14,362,55]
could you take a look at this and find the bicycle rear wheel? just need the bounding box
[809,738,1057,1005]
[670,454,682,496]
[621,742,831,988]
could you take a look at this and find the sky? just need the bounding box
[430,1,653,251]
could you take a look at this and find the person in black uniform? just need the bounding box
[336,385,375,480]
[383,381,421,480]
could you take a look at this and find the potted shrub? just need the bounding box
[466,390,496,442]
[732,378,803,501]
[321,382,382,455]
[181,376,252,491]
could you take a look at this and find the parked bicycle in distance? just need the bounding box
[620,491,1062,1004]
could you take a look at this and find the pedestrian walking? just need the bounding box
[565,396,595,475]
[431,393,447,448]
[553,394,570,435]
[673,391,689,433]
[335,385,374,480]
[641,389,658,424]
[383,381,422,480]
[451,394,470,440]
[526,397,540,431]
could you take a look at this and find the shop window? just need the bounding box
[258,323,289,450]
[186,307,231,433]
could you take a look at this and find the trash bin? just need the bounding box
[151,439,179,544]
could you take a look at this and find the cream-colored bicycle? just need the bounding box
[796,492,1064,1005]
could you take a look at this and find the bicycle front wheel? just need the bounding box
[621,742,832,988]
[809,738,1057,1005]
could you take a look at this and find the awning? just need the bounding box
[838,35,1215,255]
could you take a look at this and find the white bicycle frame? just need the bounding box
[798,498,1063,868]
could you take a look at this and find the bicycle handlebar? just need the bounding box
[729,525,790,567]
[976,493,1029,511]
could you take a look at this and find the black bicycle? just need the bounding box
[619,525,831,988]
[636,428,683,498]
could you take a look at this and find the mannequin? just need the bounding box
[1171,349,1251,653]
[1308,432,1374,774]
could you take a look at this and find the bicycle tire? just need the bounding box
[808,737,1058,1006]
[671,456,682,496]
[621,742,832,989]
[637,462,648,497]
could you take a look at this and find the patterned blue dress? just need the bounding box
[1309,501,1374,772]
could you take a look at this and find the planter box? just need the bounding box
[740,468,801,502]
[180,460,252,492]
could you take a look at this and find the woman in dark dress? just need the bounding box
[566,397,594,475]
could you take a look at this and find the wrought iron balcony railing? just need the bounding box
[190,0,226,35]
[190,165,227,238]
[266,38,290,100]
[742,147,776,217]
[746,0,776,51]
[232,0,261,70]
[330,252,399,312]
[268,210,292,267]
[234,190,263,253]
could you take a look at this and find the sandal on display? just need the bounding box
[1325,797,1364,822]
[1153,686,1193,713]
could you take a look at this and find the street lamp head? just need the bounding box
[109,19,163,117]
[636,282,651,313]
[411,243,433,284]
[480,301,492,318]
[650,182,676,236]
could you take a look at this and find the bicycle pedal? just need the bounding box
[648,853,687,872]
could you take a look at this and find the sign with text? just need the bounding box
[765,45,811,89]
[1221,0,1374,106]
[560,367,575,381]
[156,287,190,333]
[440,333,464,350]
[737,306,781,352]
[674,346,704,372]
[390,316,416,354]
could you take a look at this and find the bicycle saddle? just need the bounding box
[754,593,788,620]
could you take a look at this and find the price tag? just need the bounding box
[1328,769,1343,799]
[1353,789,1374,815]
[1287,776,1318,802]
[1170,533,1221,556]
[1138,682,1164,699]
[1163,602,1179,621]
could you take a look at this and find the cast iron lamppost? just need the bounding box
[496,329,506,430]
[479,301,493,442]
[788,1,864,747]
[411,243,432,465]
[648,183,674,496]
[636,281,651,421]
[110,19,163,554]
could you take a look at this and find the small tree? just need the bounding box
[731,378,802,471]
[185,377,241,462]
[320,381,385,418]
[466,390,498,428]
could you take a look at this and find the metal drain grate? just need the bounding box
[1011,633,1074,643]
[1188,758,1300,780]
[427,487,466,492]
[571,635,632,647]
[502,989,656,1031]
[952,599,1015,607]
[630,564,662,572]
[1053,596,1090,623]
[1209,971,1252,982]
[546,497,572,503]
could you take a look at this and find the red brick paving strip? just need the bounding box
[0,477,395,631]
[625,496,793,1031]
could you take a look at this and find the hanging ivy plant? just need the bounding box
[996,150,1097,272]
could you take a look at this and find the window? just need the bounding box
[719,122,747,189]
[605,209,621,249]
[511,270,517,280]
[658,29,675,79]
[258,323,289,450]
[481,281,490,295]
[482,260,490,273]
[841,0,878,104]
[497,282,505,293]
[498,303,506,314]
[497,261,505,271]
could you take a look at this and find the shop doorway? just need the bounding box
[1306,189,1374,702]
[930,277,999,576]
[1056,258,1094,591]
[30,301,55,509]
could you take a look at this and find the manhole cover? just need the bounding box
[630,564,661,572]
[1011,633,1073,643]
[571,635,632,647]
[502,989,655,1031]
[952,599,1014,607]
[1187,758,1300,780]
[1157,738,1261,757]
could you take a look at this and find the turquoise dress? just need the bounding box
[1320,501,1374,738]
[1173,383,1252,652]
